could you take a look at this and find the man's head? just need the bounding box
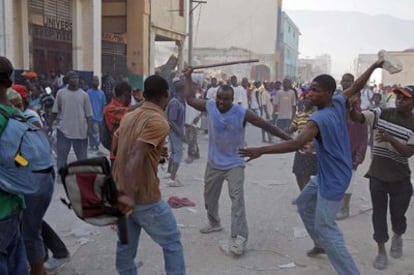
[114,81,132,107]
[230,75,238,87]
[340,73,354,91]
[254,81,261,89]
[309,74,337,108]
[393,86,414,114]
[0,56,13,91]
[65,71,79,90]
[215,85,234,113]
[92,76,99,89]
[211,77,217,87]
[173,79,185,98]
[282,78,292,91]
[143,75,170,110]
[274,81,282,90]
[372,93,382,105]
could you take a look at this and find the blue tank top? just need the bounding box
[206,100,247,170]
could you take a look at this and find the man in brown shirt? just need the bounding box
[113,75,185,275]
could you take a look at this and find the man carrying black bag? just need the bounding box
[113,75,185,275]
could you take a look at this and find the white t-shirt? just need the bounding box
[232,85,248,109]
[206,86,219,100]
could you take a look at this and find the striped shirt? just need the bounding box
[291,110,315,154]
[363,108,414,182]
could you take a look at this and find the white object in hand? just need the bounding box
[378,50,403,74]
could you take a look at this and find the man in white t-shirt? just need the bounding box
[206,78,219,100]
[230,75,248,109]
[50,71,93,170]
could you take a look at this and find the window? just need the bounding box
[288,26,291,33]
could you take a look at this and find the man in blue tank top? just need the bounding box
[183,69,291,256]
[239,61,384,274]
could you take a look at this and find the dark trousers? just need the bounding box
[42,221,69,260]
[369,177,413,243]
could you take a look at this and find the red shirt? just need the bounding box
[103,98,129,159]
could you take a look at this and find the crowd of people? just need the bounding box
[0,53,413,275]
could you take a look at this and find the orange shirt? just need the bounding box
[112,102,169,204]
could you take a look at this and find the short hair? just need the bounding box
[313,74,337,94]
[217,85,234,97]
[143,75,169,100]
[114,81,132,98]
[0,56,14,88]
[342,73,355,82]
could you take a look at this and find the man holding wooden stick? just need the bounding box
[183,66,290,256]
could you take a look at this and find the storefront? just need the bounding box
[102,33,127,77]
[29,0,73,74]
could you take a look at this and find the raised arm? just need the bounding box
[244,110,291,140]
[183,68,207,112]
[343,60,384,99]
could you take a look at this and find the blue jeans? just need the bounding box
[0,212,29,275]
[169,132,184,163]
[22,172,54,262]
[297,177,360,275]
[56,129,88,169]
[116,200,185,275]
[89,120,102,149]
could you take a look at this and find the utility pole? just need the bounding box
[188,0,206,66]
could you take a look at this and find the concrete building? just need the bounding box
[102,0,187,88]
[354,50,414,86]
[279,11,300,80]
[0,0,186,88]
[297,54,332,83]
[191,47,273,81]
[0,0,101,81]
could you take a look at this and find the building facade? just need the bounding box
[0,0,101,82]
[279,11,300,80]
[354,50,414,86]
[297,54,332,83]
[0,0,186,88]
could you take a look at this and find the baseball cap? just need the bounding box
[393,86,414,98]
[11,84,28,100]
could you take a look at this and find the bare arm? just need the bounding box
[245,110,291,140]
[343,60,384,99]
[183,68,207,112]
[239,120,319,161]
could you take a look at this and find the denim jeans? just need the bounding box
[0,212,29,275]
[297,177,360,275]
[169,132,184,163]
[56,129,88,169]
[89,120,102,149]
[22,172,54,262]
[116,200,185,275]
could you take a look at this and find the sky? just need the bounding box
[283,0,413,21]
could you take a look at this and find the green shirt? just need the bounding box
[0,104,25,219]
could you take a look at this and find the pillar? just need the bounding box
[126,0,150,89]
[72,0,101,79]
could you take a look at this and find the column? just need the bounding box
[126,0,150,89]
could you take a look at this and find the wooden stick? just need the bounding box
[190,59,260,70]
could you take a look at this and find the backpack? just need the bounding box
[59,157,128,243]
[0,108,53,195]
[101,119,112,150]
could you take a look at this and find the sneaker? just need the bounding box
[373,253,388,270]
[336,207,350,220]
[167,179,183,187]
[306,246,325,257]
[44,257,70,272]
[230,235,247,256]
[390,234,403,259]
[200,224,223,234]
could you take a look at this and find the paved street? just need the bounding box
[47,125,414,275]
